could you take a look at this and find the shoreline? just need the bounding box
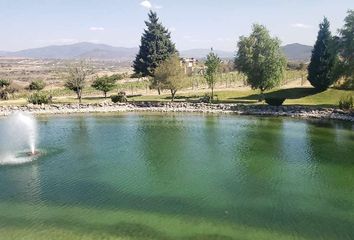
[0,102,353,122]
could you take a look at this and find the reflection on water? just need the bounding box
[0,113,353,240]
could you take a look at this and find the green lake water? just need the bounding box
[0,113,353,240]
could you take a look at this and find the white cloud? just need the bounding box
[89,27,105,31]
[169,27,176,32]
[140,0,152,9]
[140,1,162,10]
[291,23,313,29]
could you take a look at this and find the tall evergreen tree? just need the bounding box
[308,17,337,91]
[339,10,354,88]
[133,11,177,80]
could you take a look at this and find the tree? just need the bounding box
[204,51,221,101]
[133,11,177,94]
[235,24,286,98]
[154,55,186,101]
[91,75,117,98]
[339,10,354,89]
[308,17,337,91]
[29,79,46,91]
[64,61,93,103]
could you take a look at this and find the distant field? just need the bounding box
[0,58,131,88]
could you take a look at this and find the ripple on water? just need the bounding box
[0,150,43,166]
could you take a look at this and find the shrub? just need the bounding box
[0,84,20,100]
[265,97,286,106]
[111,91,127,103]
[0,89,9,100]
[338,95,353,110]
[0,79,11,88]
[29,79,46,91]
[28,92,52,105]
[199,94,211,103]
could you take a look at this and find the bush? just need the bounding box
[0,89,9,100]
[0,79,11,88]
[338,95,353,110]
[111,91,127,103]
[199,94,211,103]
[29,79,46,91]
[28,92,52,105]
[265,97,286,106]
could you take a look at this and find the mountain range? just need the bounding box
[0,42,313,62]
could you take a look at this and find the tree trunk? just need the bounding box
[104,92,107,99]
[259,88,265,102]
[157,87,161,95]
[77,89,82,104]
[211,86,214,103]
[171,89,176,102]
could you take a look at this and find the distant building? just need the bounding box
[180,58,198,75]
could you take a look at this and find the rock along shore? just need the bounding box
[0,102,353,122]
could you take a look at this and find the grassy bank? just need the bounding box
[123,87,354,107]
[0,87,353,108]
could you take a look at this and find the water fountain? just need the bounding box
[0,112,39,165]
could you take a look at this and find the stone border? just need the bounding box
[0,102,353,122]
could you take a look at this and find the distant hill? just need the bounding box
[0,42,138,61]
[281,43,313,62]
[0,42,313,62]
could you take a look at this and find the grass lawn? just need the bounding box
[1,87,353,108]
[130,87,354,107]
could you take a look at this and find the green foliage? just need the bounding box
[28,92,52,105]
[204,51,221,100]
[338,95,353,110]
[133,11,177,78]
[199,94,212,103]
[65,61,93,103]
[265,97,286,106]
[235,24,286,95]
[308,18,338,91]
[339,10,354,89]
[287,62,307,71]
[109,73,126,81]
[0,79,11,88]
[29,79,46,91]
[154,55,186,101]
[111,92,127,103]
[91,75,117,98]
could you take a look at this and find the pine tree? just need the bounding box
[339,10,354,89]
[133,11,177,80]
[308,17,337,91]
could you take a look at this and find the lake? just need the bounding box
[0,113,353,240]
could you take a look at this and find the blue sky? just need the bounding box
[0,0,353,51]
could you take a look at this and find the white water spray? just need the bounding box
[15,113,37,154]
[0,112,38,165]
